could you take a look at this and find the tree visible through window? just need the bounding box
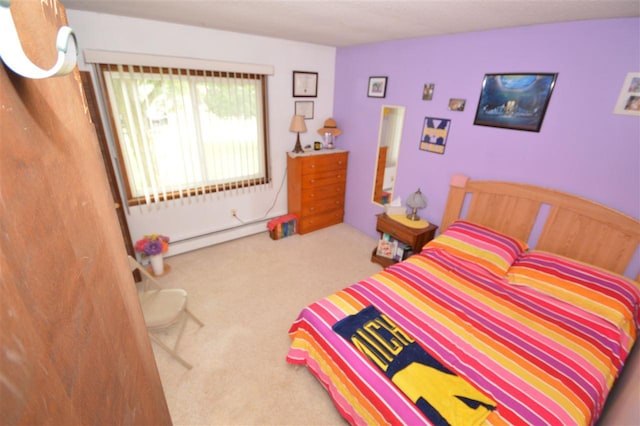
[100,64,269,205]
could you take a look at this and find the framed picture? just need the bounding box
[419,116,451,155]
[473,73,558,132]
[368,76,387,98]
[422,83,435,100]
[448,98,466,111]
[376,233,398,258]
[292,71,318,97]
[613,72,640,116]
[294,101,314,119]
[376,238,397,259]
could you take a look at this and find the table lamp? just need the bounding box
[406,188,427,221]
[289,115,306,153]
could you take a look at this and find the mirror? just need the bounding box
[372,105,405,205]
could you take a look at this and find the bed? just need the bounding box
[286,174,640,425]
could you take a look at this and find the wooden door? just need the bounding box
[0,1,171,424]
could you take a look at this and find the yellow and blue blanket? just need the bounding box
[333,305,496,426]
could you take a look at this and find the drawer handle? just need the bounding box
[309,207,315,211]
[309,179,315,183]
[337,175,341,178]
[310,164,315,168]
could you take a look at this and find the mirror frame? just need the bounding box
[372,105,406,206]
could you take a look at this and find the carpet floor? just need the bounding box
[149,223,382,425]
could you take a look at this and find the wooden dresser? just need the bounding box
[287,150,348,234]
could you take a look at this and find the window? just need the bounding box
[99,64,269,205]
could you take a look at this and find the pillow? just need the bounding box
[507,250,640,346]
[425,220,528,276]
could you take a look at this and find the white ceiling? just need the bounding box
[62,0,640,47]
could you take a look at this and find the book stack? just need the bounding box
[267,214,298,240]
[376,233,414,261]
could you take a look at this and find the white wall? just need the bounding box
[67,10,336,255]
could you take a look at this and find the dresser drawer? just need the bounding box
[301,152,348,175]
[301,194,344,216]
[298,209,344,234]
[301,170,346,189]
[301,183,345,203]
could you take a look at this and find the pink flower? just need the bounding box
[135,234,170,256]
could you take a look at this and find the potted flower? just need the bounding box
[135,234,170,275]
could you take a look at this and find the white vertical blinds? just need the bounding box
[97,62,270,207]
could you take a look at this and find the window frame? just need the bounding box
[98,63,270,206]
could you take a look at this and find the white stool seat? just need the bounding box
[139,288,188,329]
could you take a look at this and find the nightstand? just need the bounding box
[371,213,438,268]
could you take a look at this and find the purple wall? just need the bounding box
[334,18,640,251]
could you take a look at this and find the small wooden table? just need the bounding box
[371,213,438,268]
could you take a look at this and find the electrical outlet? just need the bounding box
[230,208,237,217]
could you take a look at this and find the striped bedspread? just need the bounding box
[286,246,640,425]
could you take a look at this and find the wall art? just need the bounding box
[422,83,435,100]
[294,101,314,119]
[448,98,466,111]
[368,76,387,98]
[293,71,318,97]
[473,73,557,132]
[613,72,640,116]
[419,116,450,155]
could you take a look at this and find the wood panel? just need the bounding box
[466,190,541,242]
[0,1,171,424]
[537,202,639,275]
[442,174,640,278]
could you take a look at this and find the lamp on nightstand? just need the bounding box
[406,188,427,221]
[289,115,306,154]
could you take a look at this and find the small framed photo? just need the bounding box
[376,238,397,258]
[368,76,388,98]
[422,83,435,100]
[293,71,318,97]
[419,116,451,155]
[474,73,557,132]
[613,72,640,116]
[448,98,466,111]
[294,101,314,119]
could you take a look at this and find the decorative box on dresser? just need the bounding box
[287,150,348,234]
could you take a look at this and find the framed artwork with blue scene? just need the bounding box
[419,116,450,155]
[473,73,557,132]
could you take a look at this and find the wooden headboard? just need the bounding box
[441,174,640,280]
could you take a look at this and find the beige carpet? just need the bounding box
[150,223,382,425]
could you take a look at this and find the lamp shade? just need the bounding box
[406,188,427,221]
[406,188,427,209]
[289,115,306,154]
[289,115,307,133]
